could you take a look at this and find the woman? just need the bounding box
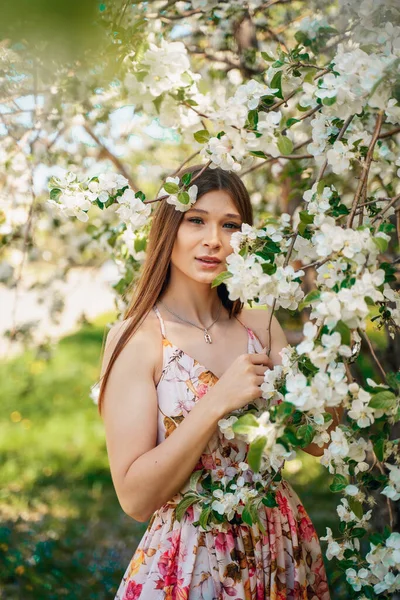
[99,165,330,599]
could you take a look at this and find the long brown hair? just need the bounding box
[97,164,254,413]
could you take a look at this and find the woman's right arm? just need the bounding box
[101,320,272,522]
[101,320,229,522]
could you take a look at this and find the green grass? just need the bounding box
[0,314,147,599]
[0,313,346,599]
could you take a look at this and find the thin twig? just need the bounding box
[370,192,400,225]
[281,104,321,136]
[373,454,394,530]
[358,328,387,381]
[346,111,385,228]
[83,124,138,192]
[317,114,355,183]
[144,160,212,205]
[378,126,400,140]
[170,151,201,177]
[265,298,277,357]
[301,256,331,271]
[240,139,311,177]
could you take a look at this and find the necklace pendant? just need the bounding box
[204,330,212,344]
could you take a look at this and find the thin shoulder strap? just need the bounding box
[153,304,166,338]
[234,314,250,332]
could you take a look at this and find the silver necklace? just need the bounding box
[158,299,223,344]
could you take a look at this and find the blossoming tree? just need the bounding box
[1,0,400,596]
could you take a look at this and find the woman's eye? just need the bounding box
[187,218,240,229]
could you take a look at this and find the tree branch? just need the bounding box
[370,192,400,225]
[83,124,138,193]
[346,111,385,228]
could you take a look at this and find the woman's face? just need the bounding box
[170,189,243,283]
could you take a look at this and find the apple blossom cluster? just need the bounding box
[124,38,199,106]
[48,171,151,230]
[345,532,400,595]
[298,34,400,118]
[198,80,282,171]
[225,252,305,309]
[338,0,400,56]
[175,448,286,531]
[222,222,305,308]
[219,410,293,474]
[157,176,199,212]
[321,525,363,562]
[381,463,400,502]
[296,15,331,41]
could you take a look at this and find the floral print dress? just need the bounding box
[115,304,330,600]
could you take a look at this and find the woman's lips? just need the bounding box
[195,258,221,268]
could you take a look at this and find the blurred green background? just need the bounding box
[0,312,384,599]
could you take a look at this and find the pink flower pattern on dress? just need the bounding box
[115,306,331,600]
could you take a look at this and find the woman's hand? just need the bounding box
[214,351,274,414]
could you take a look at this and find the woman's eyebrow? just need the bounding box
[188,208,241,219]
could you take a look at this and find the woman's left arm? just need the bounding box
[250,307,344,459]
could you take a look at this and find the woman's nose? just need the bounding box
[203,226,221,246]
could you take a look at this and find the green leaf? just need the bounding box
[316,180,326,195]
[276,401,294,420]
[261,51,275,62]
[378,222,395,234]
[242,504,253,527]
[262,491,278,508]
[199,505,212,530]
[181,173,192,186]
[153,94,164,114]
[270,70,283,99]
[135,190,146,202]
[247,436,268,472]
[298,289,320,310]
[189,469,204,491]
[134,236,147,253]
[246,109,258,129]
[211,270,232,288]
[350,527,366,538]
[347,497,364,520]
[277,134,293,155]
[373,438,385,462]
[296,424,314,445]
[286,117,301,128]
[175,494,199,521]
[232,413,259,435]
[386,370,400,393]
[369,532,384,545]
[330,474,348,493]
[323,412,333,423]
[249,150,269,159]
[261,262,277,275]
[369,391,396,410]
[163,182,179,194]
[178,191,190,205]
[194,129,210,144]
[49,188,61,201]
[373,237,388,253]
[299,210,314,225]
[294,31,308,45]
[322,96,336,106]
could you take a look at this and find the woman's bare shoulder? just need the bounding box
[239,305,287,350]
[102,307,162,378]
